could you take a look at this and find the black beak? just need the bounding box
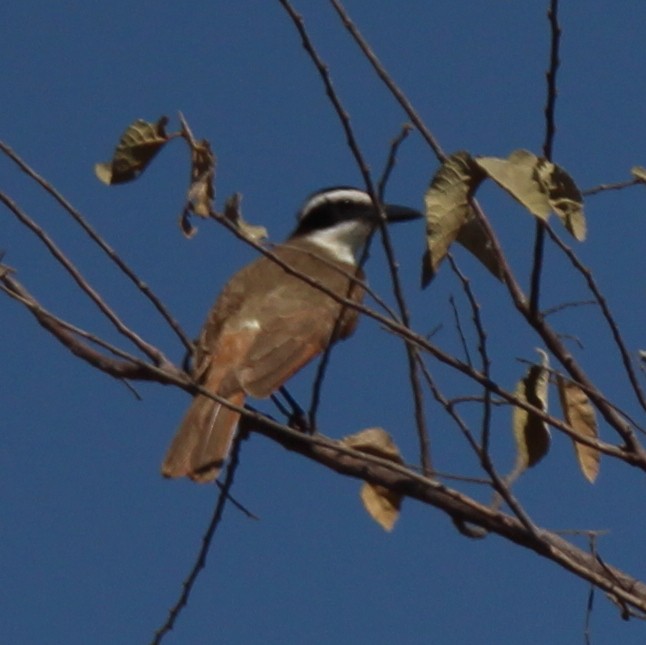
[381,203,423,224]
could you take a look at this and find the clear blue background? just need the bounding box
[3,2,646,644]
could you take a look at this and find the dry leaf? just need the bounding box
[341,427,404,462]
[223,193,268,242]
[95,117,169,185]
[557,376,600,483]
[476,150,552,220]
[360,484,401,532]
[545,163,586,241]
[475,150,586,241]
[455,213,504,281]
[422,151,486,286]
[187,140,216,218]
[341,427,404,531]
[631,166,646,183]
[512,349,551,474]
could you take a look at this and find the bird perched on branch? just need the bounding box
[162,186,420,482]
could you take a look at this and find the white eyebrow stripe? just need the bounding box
[299,189,372,220]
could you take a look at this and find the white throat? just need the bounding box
[304,220,372,265]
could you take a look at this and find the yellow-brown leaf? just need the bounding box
[557,376,600,483]
[360,483,401,532]
[95,117,169,185]
[422,151,486,285]
[341,428,404,531]
[512,350,551,473]
[475,150,585,241]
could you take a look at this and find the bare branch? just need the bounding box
[0,141,193,354]
[329,0,446,162]
[529,0,562,315]
[151,435,243,644]
[0,190,173,367]
[0,269,181,383]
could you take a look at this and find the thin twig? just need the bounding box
[529,0,561,315]
[446,256,494,459]
[542,0,561,162]
[584,532,598,645]
[582,178,641,196]
[448,294,473,368]
[151,435,243,644]
[278,0,372,184]
[329,0,446,162]
[542,299,597,317]
[545,225,646,413]
[215,479,259,521]
[377,124,414,198]
[375,129,432,474]
[307,239,371,427]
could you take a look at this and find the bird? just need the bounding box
[162,186,421,482]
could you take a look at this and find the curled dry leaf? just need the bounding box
[95,117,169,185]
[422,151,490,285]
[187,140,216,218]
[557,376,600,483]
[223,193,268,243]
[475,150,586,241]
[179,138,218,238]
[511,349,551,478]
[340,427,404,531]
[545,163,586,242]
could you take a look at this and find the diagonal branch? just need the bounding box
[0,190,172,367]
[329,0,446,162]
[0,141,193,354]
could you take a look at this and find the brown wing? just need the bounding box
[236,308,337,397]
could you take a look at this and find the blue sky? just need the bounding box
[3,2,646,644]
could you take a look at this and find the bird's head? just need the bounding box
[289,186,421,264]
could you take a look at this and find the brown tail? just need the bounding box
[161,390,244,482]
